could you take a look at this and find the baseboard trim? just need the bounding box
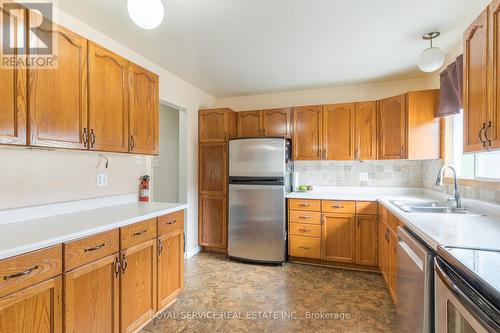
[185,246,201,259]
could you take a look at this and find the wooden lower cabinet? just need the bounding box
[389,231,398,304]
[199,194,227,249]
[120,239,157,333]
[322,214,356,263]
[0,276,62,333]
[157,229,184,310]
[355,215,378,266]
[379,219,391,286]
[289,235,321,259]
[64,254,120,333]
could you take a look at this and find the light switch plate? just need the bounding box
[97,173,108,187]
[359,172,369,181]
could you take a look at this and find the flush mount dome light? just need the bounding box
[127,0,165,30]
[418,32,445,73]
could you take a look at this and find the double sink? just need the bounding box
[390,200,471,215]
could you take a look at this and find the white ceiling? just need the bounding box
[55,0,490,97]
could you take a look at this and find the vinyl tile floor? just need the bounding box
[141,252,395,333]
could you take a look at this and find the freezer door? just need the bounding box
[229,138,286,177]
[229,184,286,263]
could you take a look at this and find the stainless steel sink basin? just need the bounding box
[389,200,472,215]
[390,200,448,208]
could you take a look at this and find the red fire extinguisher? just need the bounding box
[139,175,151,202]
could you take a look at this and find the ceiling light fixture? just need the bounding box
[127,0,165,30]
[417,32,445,73]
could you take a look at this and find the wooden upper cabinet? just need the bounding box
[293,106,323,160]
[28,21,88,149]
[322,214,356,263]
[238,111,261,137]
[199,109,235,143]
[129,63,159,155]
[262,108,292,138]
[378,95,407,160]
[0,7,26,146]
[88,42,129,152]
[120,239,157,333]
[199,143,227,195]
[355,215,378,267]
[489,2,500,150]
[199,194,227,249]
[354,102,377,160]
[157,229,184,310]
[64,254,120,333]
[0,276,63,333]
[323,103,355,160]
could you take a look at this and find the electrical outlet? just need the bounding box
[136,156,142,166]
[359,172,369,182]
[97,173,108,187]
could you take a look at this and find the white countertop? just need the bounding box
[0,196,187,260]
[287,187,500,252]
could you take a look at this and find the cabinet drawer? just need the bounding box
[356,201,378,215]
[321,200,355,214]
[120,218,157,250]
[289,236,321,259]
[289,210,321,224]
[158,210,184,235]
[290,223,321,238]
[64,229,119,272]
[0,245,62,298]
[289,199,320,211]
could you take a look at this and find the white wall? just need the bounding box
[153,104,180,203]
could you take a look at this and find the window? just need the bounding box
[447,112,500,180]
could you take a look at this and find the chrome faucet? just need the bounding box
[435,164,462,209]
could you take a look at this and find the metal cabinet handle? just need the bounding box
[484,121,492,147]
[84,243,106,253]
[83,128,89,146]
[158,239,163,255]
[299,246,311,250]
[132,229,148,237]
[331,205,344,209]
[90,129,96,148]
[400,147,404,159]
[298,203,311,207]
[3,265,38,280]
[479,123,487,147]
[130,135,135,151]
[299,216,311,220]
[385,229,390,242]
[298,228,311,232]
[354,147,359,160]
[121,255,128,273]
[114,257,121,278]
[166,219,177,225]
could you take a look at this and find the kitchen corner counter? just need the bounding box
[287,187,500,252]
[0,199,187,260]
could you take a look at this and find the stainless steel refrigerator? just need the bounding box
[228,138,291,265]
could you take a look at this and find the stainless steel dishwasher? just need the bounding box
[396,227,435,333]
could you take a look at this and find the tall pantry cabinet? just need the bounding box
[198,109,236,250]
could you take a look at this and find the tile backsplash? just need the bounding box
[294,160,424,187]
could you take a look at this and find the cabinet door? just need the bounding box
[64,254,120,333]
[464,9,489,152]
[28,22,87,149]
[199,143,227,195]
[323,103,355,160]
[129,63,159,155]
[389,232,398,304]
[355,215,378,266]
[292,106,323,160]
[379,222,390,286]
[237,111,261,137]
[0,7,26,146]
[0,276,62,333]
[322,214,356,263]
[378,95,407,159]
[262,108,292,138]
[157,230,184,310]
[88,42,129,152]
[120,240,157,333]
[199,194,227,248]
[354,102,377,160]
[199,109,228,143]
[489,3,500,149]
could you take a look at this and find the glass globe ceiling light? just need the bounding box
[418,32,445,73]
[127,0,165,30]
